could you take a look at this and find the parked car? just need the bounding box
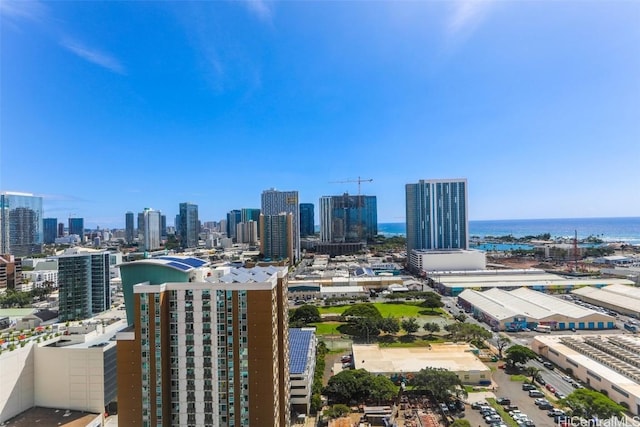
[522,383,536,391]
[528,390,544,398]
[485,415,502,424]
[548,409,566,417]
[534,398,549,406]
[536,377,546,386]
[496,397,511,405]
[472,401,487,410]
[545,384,556,393]
[538,402,554,410]
[555,391,567,399]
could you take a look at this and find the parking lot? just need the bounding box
[463,363,567,427]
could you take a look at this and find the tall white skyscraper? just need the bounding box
[142,208,161,251]
[261,189,300,261]
[405,179,468,253]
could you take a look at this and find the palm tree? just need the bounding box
[525,366,542,384]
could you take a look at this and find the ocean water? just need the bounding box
[377,217,640,245]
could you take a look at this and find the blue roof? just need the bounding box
[165,261,192,271]
[289,328,314,374]
[157,256,207,268]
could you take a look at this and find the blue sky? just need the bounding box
[1,1,639,228]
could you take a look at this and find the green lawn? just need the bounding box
[318,302,444,318]
[509,374,528,382]
[310,322,343,335]
[379,337,446,347]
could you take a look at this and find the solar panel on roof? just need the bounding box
[158,256,206,268]
[289,329,313,374]
[165,261,192,271]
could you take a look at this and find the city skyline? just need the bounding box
[2,1,639,227]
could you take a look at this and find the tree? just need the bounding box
[421,292,444,313]
[505,345,538,367]
[290,304,321,325]
[323,404,351,419]
[423,322,441,337]
[365,375,398,404]
[379,316,400,335]
[349,317,381,342]
[323,369,398,405]
[525,366,542,384]
[409,367,466,402]
[401,317,420,335]
[561,389,625,420]
[496,336,511,359]
[454,312,467,322]
[342,303,383,320]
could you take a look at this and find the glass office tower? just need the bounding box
[0,192,43,256]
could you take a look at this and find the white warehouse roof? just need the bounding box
[572,285,640,314]
[459,287,614,322]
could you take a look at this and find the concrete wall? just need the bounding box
[0,343,35,423]
[34,344,108,414]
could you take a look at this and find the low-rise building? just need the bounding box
[0,313,126,423]
[352,343,492,385]
[532,334,640,415]
[571,284,640,318]
[458,287,615,331]
[289,328,317,415]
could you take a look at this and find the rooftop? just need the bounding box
[289,328,315,375]
[119,255,209,272]
[352,343,489,374]
[458,287,613,321]
[2,406,100,427]
[572,284,640,313]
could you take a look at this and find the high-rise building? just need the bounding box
[226,209,241,241]
[57,222,64,238]
[405,178,468,253]
[299,203,315,237]
[43,218,58,244]
[319,194,377,243]
[0,254,22,293]
[125,211,135,244]
[241,208,261,238]
[57,250,110,321]
[261,189,300,261]
[141,208,161,251]
[68,217,84,240]
[0,192,43,256]
[117,264,291,427]
[160,214,167,239]
[260,213,294,265]
[236,221,258,245]
[241,208,260,224]
[137,212,145,240]
[178,202,199,248]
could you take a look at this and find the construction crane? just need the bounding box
[329,177,373,242]
[329,176,373,196]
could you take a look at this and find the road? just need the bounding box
[526,360,574,398]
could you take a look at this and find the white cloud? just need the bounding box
[60,38,126,75]
[240,0,272,23]
[0,0,47,23]
[446,0,493,41]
